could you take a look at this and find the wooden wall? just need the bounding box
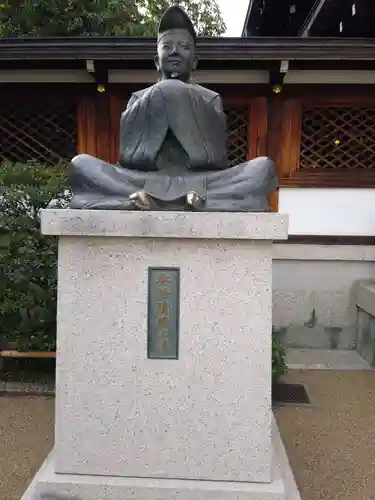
[2,82,375,214]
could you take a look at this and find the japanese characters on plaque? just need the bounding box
[147,267,180,359]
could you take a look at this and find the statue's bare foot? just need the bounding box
[186,192,204,210]
[129,191,160,210]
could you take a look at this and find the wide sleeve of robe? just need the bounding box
[119,86,168,171]
[120,81,228,172]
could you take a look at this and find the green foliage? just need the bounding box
[272,328,287,384]
[0,162,69,351]
[139,0,226,37]
[0,0,226,37]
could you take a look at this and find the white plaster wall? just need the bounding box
[279,188,375,236]
[272,246,375,349]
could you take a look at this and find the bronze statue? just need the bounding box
[68,5,278,211]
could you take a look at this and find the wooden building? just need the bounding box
[241,0,375,237]
[2,32,375,350]
[2,36,375,226]
[243,0,375,37]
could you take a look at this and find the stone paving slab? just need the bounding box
[286,348,373,371]
[0,380,55,395]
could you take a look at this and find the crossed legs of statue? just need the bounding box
[68,154,206,211]
[68,154,277,212]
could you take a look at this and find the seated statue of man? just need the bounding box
[68,5,278,211]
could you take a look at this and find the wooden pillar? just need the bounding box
[76,97,97,157]
[267,96,283,212]
[109,94,124,164]
[265,96,302,212]
[95,93,111,162]
[77,91,124,163]
[249,97,268,159]
[279,99,302,179]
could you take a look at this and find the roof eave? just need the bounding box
[2,37,375,61]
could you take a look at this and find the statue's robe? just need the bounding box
[68,80,278,211]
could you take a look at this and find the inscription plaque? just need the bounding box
[147,267,180,359]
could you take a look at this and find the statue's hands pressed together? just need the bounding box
[155,78,189,97]
[157,78,186,88]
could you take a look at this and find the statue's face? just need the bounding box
[156,29,197,79]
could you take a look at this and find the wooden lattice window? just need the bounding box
[225,105,250,166]
[0,102,77,165]
[301,106,375,170]
[278,97,375,187]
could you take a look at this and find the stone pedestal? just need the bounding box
[23,210,299,500]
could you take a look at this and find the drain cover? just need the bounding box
[272,383,311,406]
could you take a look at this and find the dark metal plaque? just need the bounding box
[147,267,180,359]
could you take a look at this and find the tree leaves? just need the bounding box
[137,0,226,37]
[0,0,226,37]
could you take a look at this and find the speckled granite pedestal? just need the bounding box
[23,210,299,500]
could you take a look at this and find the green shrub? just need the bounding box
[272,328,287,384]
[0,162,69,351]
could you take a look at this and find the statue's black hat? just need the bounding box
[158,5,196,42]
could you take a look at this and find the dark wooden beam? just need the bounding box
[277,235,375,245]
[2,37,375,62]
[241,0,256,36]
[298,0,328,37]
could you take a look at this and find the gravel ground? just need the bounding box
[0,395,54,500]
[275,370,375,500]
[2,370,375,500]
